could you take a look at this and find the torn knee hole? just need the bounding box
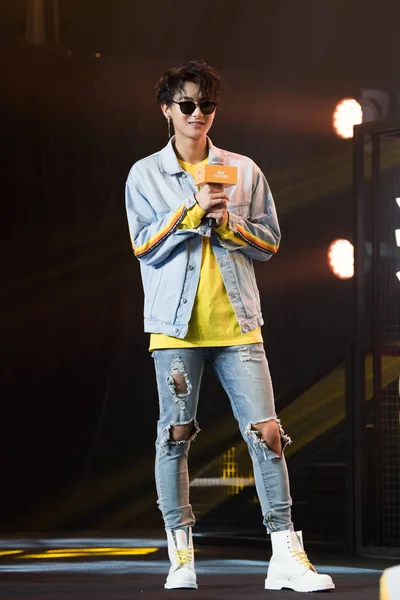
[255,423,281,447]
[169,420,199,443]
[247,421,283,456]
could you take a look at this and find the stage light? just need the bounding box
[332,89,390,139]
[328,239,354,279]
[332,99,363,140]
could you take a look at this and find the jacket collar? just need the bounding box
[159,136,225,174]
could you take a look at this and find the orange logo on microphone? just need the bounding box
[194,164,238,187]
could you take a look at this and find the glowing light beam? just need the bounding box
[328,239,354,279]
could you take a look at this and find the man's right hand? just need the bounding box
[195,184,230,212]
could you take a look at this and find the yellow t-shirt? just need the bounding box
[149,158,262,350]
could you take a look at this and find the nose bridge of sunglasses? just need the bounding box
[191,103,203,114]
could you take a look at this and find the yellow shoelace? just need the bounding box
[174,548,193,568]
[290,550,315,571]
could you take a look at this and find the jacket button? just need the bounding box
[229,293,236,300]
[181,298,187,304]
[188,265,194,271]
[173,328,179,334]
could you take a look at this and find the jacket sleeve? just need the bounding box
[215,166,281,262]
[125,173,199,266]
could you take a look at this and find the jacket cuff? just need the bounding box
[214,214,230,236]
[179,199,206,230]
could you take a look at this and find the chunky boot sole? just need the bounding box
[165,583,198,590]
[165,568,198,590]
[165,581,198,590]
[265,577,335,592]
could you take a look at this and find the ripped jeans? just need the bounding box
[152,343,293,534]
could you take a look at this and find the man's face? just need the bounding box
[163,81,216,143]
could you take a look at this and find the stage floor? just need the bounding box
[0,534,394,599]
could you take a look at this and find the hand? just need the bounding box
[195,183,229,213]
[205,201,228,227]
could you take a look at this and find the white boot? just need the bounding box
[265,529,335,592]
[165,528,197,590]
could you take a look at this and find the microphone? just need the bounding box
[193,158,238,227]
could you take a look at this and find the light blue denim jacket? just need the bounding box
[125,137,281,338]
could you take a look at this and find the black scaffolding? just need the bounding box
[352,117,400,557]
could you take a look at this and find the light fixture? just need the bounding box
[332,89,390,139]
[328,239,354,279]
[332,99,363,140]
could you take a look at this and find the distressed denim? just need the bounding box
[152,343,293,534]
[125,136,281,338]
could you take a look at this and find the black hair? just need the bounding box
[154,59,224,106]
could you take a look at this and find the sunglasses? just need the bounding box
[172,100,217,115]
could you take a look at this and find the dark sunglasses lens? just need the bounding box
[179,101,196,114]
[199,101,216,114]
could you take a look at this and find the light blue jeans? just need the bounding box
[152,343,293,534]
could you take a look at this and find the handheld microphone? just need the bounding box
[193,158,238,227]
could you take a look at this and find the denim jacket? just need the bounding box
[125,137,281,338]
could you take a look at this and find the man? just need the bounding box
[125,59,334,593]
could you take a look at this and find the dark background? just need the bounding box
[0,0,399,536]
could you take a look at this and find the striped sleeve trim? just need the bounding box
[236,224,279,254]
[134,204,187,258]
[216,223,248,246]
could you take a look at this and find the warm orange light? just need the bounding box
[332,98,363,139]
[18,547,159,559]
[328,239,354,279]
